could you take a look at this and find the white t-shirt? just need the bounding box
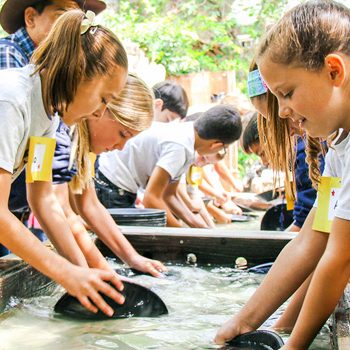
[315,130,350,220]
[0,65,59,180]
[99,121,196,193]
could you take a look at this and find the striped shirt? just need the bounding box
[0,27,35,69]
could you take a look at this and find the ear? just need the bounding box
[154,98,164,111]
[325,54,346,87]
[210,141,224,152]
[24,7,39,29]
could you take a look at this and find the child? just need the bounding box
[215,1,350,348]
[152,80,189,122]
[9,74,166,277]
[242,111,324,231]
[96,105,242,227]
[0,9,128,316]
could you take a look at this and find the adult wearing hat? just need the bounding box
[0,0,106,68]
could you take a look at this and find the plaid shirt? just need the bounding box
[0,27,35,69]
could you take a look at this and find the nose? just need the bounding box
[114,138,128,151]
[278,101,293,119]
[92,104,108,119]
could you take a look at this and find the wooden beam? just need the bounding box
[96,226,296,265]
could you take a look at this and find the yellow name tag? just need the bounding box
[186,165,203,186]
[89,152,97,177]
[26,136,56,183]
[312,176,342,233]
[286,192,295,211]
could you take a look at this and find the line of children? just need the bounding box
[95,105,242,227]
[216,1,350,348]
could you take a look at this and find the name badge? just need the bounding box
[312,176,342,233]
[89,152,97,177]
[186,165,203,186]
[26,136,56,183]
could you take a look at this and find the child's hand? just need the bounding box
[127,254,167,278]
[221,200,243,215]
[61,265,125,317]
[214,316,254,344]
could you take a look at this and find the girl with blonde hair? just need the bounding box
[0,9,128,316]
[49,74,165,278]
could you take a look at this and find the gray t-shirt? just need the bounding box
[99,121,196,193]
[0,65,59,180]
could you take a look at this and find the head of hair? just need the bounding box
[258,0,350,71]
[71,74,154,192]
[153,80,189,119]
[194,104,242,144]
[242,112,259,153]
[31,9,128,116]
[184,112,203,122]
[31,0,54,14]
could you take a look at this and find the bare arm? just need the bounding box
[0,169,124,316]
[143,166,182,227]
[214,160,243,192]
[27,180,88,267]
[73,183,166,276]
[284,218,350,349]
[164,182,208,228]
[215,208,328,344]
[52,182,112,271]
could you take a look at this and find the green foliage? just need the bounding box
[238,148,258,178]
[102,0,285,76]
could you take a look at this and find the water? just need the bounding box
[0,265,331,350]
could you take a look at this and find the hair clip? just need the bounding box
[81,10,97,35]
[247,69,268,98]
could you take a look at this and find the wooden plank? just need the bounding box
[96,226,296,265]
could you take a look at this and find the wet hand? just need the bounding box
[214,316,253,345]
[128,254,167,278]
[62,265,125,317]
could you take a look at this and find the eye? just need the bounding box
[283,90,294,99]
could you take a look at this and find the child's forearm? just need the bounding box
[27,182,88,267]
[287,219,350,349]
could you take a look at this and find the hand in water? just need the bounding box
[61,265,125,316]
[214,315,254,345]
[128,254,167,278]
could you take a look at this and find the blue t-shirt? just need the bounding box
[293,137,325,228]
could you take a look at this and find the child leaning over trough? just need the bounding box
[8,74,167,277]
[0,9,128,316]
[216,1,350,348]
[95,105,242,227]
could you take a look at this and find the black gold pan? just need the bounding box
[222,330,284,350]
[54,281,168,320]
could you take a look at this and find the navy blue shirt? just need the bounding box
[293,137,325,228]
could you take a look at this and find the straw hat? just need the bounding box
[0,0,107,34]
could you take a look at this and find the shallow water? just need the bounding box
[0,264,330,350]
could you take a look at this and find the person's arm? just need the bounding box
[0,169,124,316]
[27,180,88,267]
[52,182,112,272]
[283,218,350,349]
[143,166,182,227]
[215,208,328,344]
[164,182,208,228]
[214,160,243,192]
[73,183,166,277]
[273,273,312,333]
[177,182,202,213]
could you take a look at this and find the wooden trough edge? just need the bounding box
[97,226,297,266]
